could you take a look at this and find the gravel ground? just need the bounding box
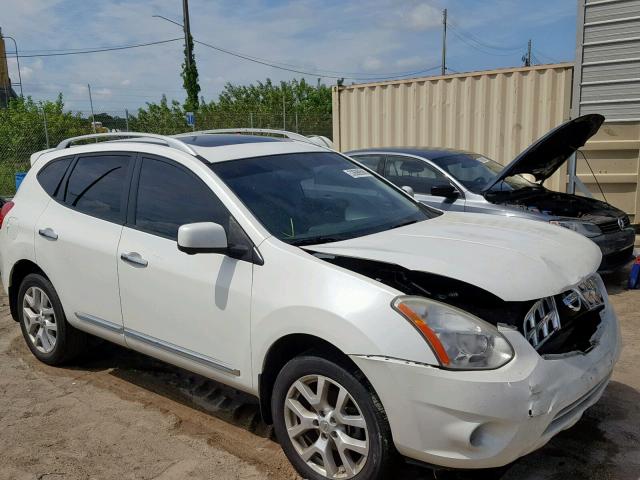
[0,267,638,480]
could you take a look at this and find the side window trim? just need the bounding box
[127,154,211,240]
[56,151,136,226]
[127,154,260,264]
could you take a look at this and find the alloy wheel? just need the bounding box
[22,286,57,354]
[284,374,369,479]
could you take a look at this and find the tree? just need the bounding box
[128,95,186,135]
[0,95,90,193]
[182,32,200,112]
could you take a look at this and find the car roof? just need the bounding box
[177,134,285,147]
[346,147,474,160]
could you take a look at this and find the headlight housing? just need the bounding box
[549,220,601,238]
[392,296,514,370]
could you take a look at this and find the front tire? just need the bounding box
[272,354,396,480]
[18,273,87,365]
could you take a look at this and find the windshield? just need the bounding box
[211,152,435,245]
[431,153,538,194]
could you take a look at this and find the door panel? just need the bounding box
[118,227,252,383]
[34,153,133,344]
[117,156,253,389]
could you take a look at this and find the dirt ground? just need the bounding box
[0,267,639,480]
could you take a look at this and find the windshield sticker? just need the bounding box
[477,157,491,163]
[343,168,373,178]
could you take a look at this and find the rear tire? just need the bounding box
[17,273,87,365]
[272,354,397,480]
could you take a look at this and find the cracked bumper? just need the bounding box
[351,304,621,469]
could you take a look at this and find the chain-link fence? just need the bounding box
[0,108,332,196]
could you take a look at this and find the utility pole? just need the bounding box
[88,84,97,134]
[441,9,447,76]
[41,103,50,148]
[182,0,192,70]
[523,39,532,67]
[283,91,286,130]
[1,29,24,97]
[125,108,130,132]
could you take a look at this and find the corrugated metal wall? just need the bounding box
[579,123,640,222]
[332,64,573,191]
[574,0,640,121]
[573,0,640,223]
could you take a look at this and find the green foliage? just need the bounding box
[0,95,90,194]
[182,34,201,112]
[131,78,332,135]
[0,78,333,195]
[128,95,189,135]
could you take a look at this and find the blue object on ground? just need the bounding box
[629,257,640,289]
[15,172,27,191]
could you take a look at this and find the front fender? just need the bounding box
[250,241,438,389]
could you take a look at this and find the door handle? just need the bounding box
[120,252,148,267]
[38,228,58,240]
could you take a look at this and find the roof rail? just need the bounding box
[176,128,318,146]
[56,132,197,156]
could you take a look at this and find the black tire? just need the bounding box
[17,273,88,365]
[272,353,397,480]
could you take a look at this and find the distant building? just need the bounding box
[0,28,18,107]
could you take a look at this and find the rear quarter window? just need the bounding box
[37,157,73,197]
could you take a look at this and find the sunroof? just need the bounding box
[178,134,285,147]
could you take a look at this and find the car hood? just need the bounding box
[482,114,604,192]
[307,212,602,302]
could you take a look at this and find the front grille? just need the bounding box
[599,216,630,234]
[524,275,606,352]
[523,297,561,349]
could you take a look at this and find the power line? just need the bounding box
[447,21,525,51]
[194,39,441,80]
[448,28,518,57]
[2,38,183,58]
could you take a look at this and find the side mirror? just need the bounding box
[177,222,228,255]
[431,183,458,198]
[401,185,415,197]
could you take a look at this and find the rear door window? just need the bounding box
[64,154,132,223]
[383,155,448,194]
[37,157,73,197]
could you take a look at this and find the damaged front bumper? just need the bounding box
[350,303,621,469]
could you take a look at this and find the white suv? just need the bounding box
[0,130,621,479]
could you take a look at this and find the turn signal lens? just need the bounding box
[392,296,514,370]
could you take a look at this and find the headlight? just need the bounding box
[392,296,514,370]
[549,220,601,238]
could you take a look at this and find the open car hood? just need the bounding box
[482,114,604,193]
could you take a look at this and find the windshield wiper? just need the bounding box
[289,236,347,247]
[391,219,420,229]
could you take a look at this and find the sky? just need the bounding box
[2,0,577,114]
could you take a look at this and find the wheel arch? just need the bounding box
[258,333,361,424]
[8,259,49,322]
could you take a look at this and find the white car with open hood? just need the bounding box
[0,129,621,479]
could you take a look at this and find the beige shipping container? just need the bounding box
[578,123,640,224]
[332,63,574,192]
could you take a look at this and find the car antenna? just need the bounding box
[578,150,608,204]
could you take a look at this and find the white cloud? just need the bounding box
[0,0,576,112]
[362,56,383,71]
[395,56,425,69]
[404,3,441,31]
